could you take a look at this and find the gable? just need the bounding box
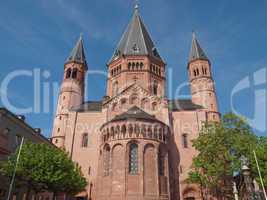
[103,83,162,108]
[102,83,165,121]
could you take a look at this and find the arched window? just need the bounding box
[115,125,120,134]
[193,70,197,77]
[141,98,149,109]
[159,128,163,140]
[202,67,205,75]
[153,65,156,73]
[130,94,138,104]
[112,103,117,111]
[182,134,188,148]
[153,126,158,139]
[152,102,157,111]
[132,62,135,70]
[141,125,146,137]
[111,127,115,138]
[152,80,158,95]
[211,104,214,109]
[128,62,131,70]
[81,133,88,148]
[156,67,159,75]
[120,98,127,109]
[128,124,134,136]
[147,126,152,138]
[158,148,165,176]
[112,81,119,96]
[196,68,199,76]
[121,125,127,135]
[103,145,111,176]
[140,62,144,70]
[136,62,139,70]
[66,68,71,79]
[72,68,78,79]
[134,124,140,136]
[129,143,138,174]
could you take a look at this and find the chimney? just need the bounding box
[17,115,25,121]
[34,128,41,134]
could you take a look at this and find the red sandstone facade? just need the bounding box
[51,6,220,200]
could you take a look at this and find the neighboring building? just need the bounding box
[0,107,52,200]
[51,5,220,200]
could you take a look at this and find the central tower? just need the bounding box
[106,5,166,98]
[96,5,170,200]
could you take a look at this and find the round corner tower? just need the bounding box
[51,35,88,148]
[188,32,220,122]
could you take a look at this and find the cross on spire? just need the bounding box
[134,0,139,10]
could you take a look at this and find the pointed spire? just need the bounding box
[189,32,209,63]
[66,34,87,68]
[109,5,163,63]
[134,0,139,10]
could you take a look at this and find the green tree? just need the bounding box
[187,113,267,199]
[253,137,267,188]
[0,142,87,200]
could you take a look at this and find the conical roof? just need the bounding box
[66,35,87,68]
[109,6,163,63]
[189,32,209,63]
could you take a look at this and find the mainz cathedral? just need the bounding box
[51,5,220,200]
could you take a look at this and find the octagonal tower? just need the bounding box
[106,5,166,98]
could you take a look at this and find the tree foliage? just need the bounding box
[0,142,87,198]
[254,137,267,187]
[188,113,266,199]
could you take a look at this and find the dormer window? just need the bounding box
[152,47,159,57]
[132,44,140,52]
[114,49,120,56]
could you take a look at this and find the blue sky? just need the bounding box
[0,0,267,137]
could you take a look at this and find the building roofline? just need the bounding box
[0,107,52,145]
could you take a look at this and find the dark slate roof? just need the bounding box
[168,99,203,111]
[189,32,209,63]
[66,35,88,69]
[0,107,52,145]
[71,101,102,112]
[111,106,157,122]
[109,6,163,63]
